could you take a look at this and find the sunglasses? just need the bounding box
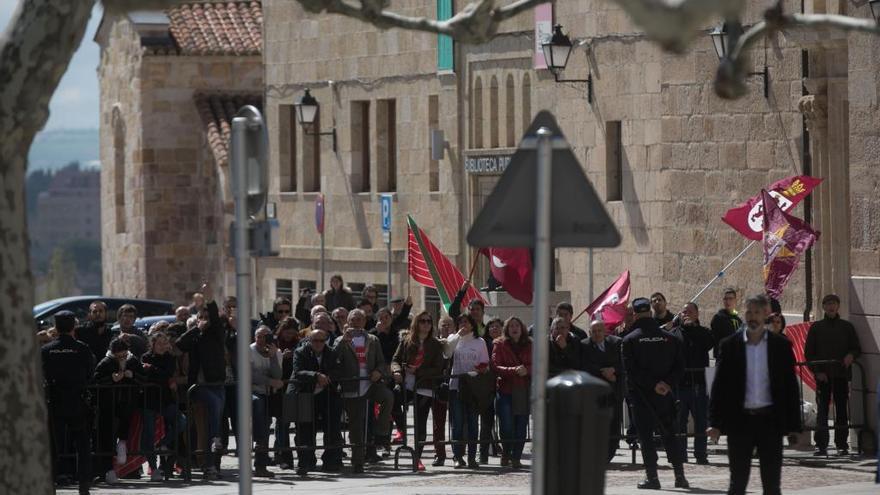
[418,318,432,324]
[277,309,291,314]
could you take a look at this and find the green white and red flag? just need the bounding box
[407,215,487,314]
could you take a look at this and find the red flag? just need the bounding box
[479,248,533,305]
[762,190,819,299]
[407,215,487,313]
[722,175,822,240]
[584,270,630,331]
[785,322,815,391]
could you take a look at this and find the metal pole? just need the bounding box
[588,247,595,301]
[387,237,392,300]
[689,240,757,304]
[231,116,253,495]
[531,126,553,495]
[320,230,325,292]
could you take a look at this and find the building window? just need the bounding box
[428,95,440,192]
[112,108,126,234]
[606,121,623,201]
[522,73,531,135]
[424,287,441,326]
[351,101,370,193]
[376,99,397,192]
[279,104,297,192]
[302,111,321,192]
[505,74,516,147]
[436,0,454,71]
[298,279,317,296]
[276,279,293,300]
[472,77,483,149]
[490,76,499,148]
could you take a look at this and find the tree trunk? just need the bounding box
[0,1,95,493]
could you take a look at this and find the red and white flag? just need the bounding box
[584,270,630,331]
[479,247,533,305]
[722,175,822,241]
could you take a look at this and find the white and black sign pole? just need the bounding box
[531,126,552,495]
[382,194,393,299]
[231,116,254,495]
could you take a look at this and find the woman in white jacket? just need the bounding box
[444,314,489,469]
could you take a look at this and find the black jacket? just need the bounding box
[42,334,95,415]
[141,352,178,410]
[109,327,148,358]
[324,288,356,311]
[175,301,227,385]
[669,322,714,386]
[288,344,342,395]
[75,321,112,361]
[804,314,862,380]
[622,317,685,393]
[710,309,742,359]
[371,327,400,366]
[709,329,802,435]
[580,335,623,392]
[548,333,581,377]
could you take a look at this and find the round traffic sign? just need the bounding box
[315,193,325,234]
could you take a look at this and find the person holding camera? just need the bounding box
[250,325,283,477]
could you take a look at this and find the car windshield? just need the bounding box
[33,300,60,316]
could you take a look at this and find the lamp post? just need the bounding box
[541,24,593,103]
[709,22,769,98]
[295,88,337,152]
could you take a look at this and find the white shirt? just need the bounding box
[743,329,773,409]
[443,333,489,391]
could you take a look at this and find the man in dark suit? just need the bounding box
[288,328,343,475]
[708,294,801,495]
[580,319,623,462]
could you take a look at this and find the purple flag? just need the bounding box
[762,190,819,299]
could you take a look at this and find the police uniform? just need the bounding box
[42,311,95,494]
[622,299,688,489]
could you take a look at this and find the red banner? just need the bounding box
[584,270,630,331]
[762,190,819,299]
[722,175,823,241]
[785,322,815,391]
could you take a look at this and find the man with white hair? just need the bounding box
[250,325,283,477]
[580,318,624,462]
[548,317,581,377]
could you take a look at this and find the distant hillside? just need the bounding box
[28,128,100,173]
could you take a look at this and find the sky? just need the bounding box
[0,0,103,131]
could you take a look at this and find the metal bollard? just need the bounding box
[545,370,613,495]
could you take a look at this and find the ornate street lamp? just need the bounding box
[541,24,593,103]
[294,89,336,152]
[709,22,769,99]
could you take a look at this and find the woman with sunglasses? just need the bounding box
[444,314,490,469]
[391,311,445,470]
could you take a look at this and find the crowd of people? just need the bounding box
[40,273,864,495]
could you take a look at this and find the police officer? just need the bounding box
[622,297,688,490]
[42,310,95,495]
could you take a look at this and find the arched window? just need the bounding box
[522,73,532,135]
[505,74,516,147]
[112,107,126,234]
[489,76,499,148]
[472,77,483,149]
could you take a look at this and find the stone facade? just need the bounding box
[96,4,262,303]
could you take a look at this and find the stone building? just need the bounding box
[260,0,879,430]
[96,1,263,302]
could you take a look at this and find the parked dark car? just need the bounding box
[111,314,180,334]
[33,296,174,330]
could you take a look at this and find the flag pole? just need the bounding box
[466,249,480,282]
[689,240,757,304]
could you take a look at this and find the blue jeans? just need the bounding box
[252,394,270,468]
[191,385,225,449]
[677,382,708,461]
[450,390,478,460]
[495,392,528,461]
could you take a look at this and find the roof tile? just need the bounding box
[167,1,262,56]
[194,93,263,167]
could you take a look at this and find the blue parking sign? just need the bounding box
[381,194,392,234]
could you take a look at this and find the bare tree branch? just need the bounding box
[716,11,880,99]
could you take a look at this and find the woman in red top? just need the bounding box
[491,316,532,469]
[391,311,445,470]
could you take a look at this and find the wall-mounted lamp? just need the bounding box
[709,23,769,99]
[870,0,880,23]
[541,24,593,103]
[294,88,337,152]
